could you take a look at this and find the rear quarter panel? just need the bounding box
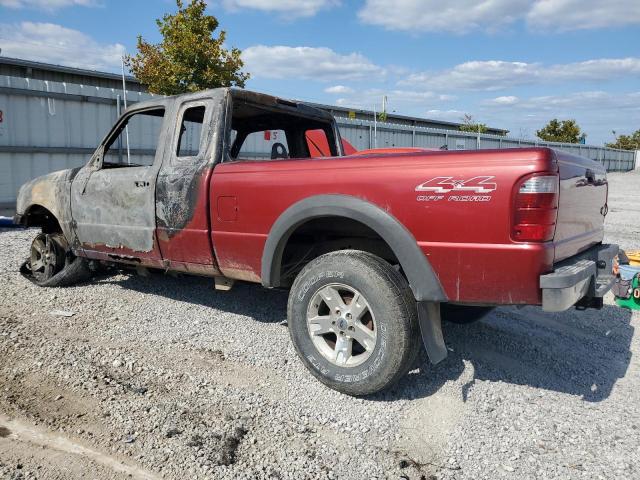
[210,148,557,304]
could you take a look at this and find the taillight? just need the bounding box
[512,173,559,242]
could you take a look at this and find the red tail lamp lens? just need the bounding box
[512,174,559,242]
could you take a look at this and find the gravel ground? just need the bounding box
[1,170,639,480]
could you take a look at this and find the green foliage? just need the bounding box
[606,129,640,150]
[536,119,586,144]
[377,111,388,122]
[126,0,249,95]
[459,114,488,134]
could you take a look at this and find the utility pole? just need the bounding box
[121,57,131,165]
[373,104,377,149]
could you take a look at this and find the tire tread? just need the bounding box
[288,249,421,396]
[22,233,92,288]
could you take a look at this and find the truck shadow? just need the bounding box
[384,304,634,403]
[100,272,289,323]
[103,272,633,403]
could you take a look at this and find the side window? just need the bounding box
[103,108,165,167]
[177,106,206,157]
[238,130,289,159]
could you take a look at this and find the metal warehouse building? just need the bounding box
[0,56,637,211]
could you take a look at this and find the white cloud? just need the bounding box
[401,58,640,91]
[481,91,640,121]
[497,91,640,112]
[242,45,385,81]
[325,87,455,113]
[485,95,520,105]
[325,85,354,94]
[324,90,382,109]
[388,89,458,104]
[358,0,640,33]
[547,58,640,81]
[0,0,97,10]
[403,61,537,91]
[359,0,526,33]
[425,109,466,121]
[479,91,640,143]
[221,0,338,18]
[0,22,125,71]
[527,0,640,31]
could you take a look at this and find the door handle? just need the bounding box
[134,181,150,188]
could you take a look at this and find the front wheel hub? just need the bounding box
[29,233,63,281]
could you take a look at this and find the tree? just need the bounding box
[536,119,586,144]
[126,0,249,95]
[606,129,640,150]
[459,114,488,134]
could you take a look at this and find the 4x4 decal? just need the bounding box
[416,176,497,193]
[416,176,496,202]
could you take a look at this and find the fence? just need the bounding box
[0,73,636,205]
[334,118,637,172]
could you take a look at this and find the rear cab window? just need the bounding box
[234,129,289,160]
[227,93,340,162]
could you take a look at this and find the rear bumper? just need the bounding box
[540,243,618,312]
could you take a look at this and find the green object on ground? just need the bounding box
[616,275,640,310]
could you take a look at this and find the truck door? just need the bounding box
[155,94,224,270]
[70,106,167,265]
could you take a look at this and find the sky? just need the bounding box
[0,0,638,145]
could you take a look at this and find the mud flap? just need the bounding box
[417,301,448,364]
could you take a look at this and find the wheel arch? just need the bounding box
[261,194,447,302]
[19,204,63,233]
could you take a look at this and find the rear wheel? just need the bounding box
[441,304,494,324]
[288,250,421,396]
[22,233,91,287]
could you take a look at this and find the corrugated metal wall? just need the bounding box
[0,74,636,205]
[0,75,158,204]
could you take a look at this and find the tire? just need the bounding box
[441,304,494,325]
[287,250,421,396]
[21,232,91,287]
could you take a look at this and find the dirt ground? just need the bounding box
[1,169,639,480]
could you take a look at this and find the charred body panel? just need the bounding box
[155,90,227,270]
[15,168,81,241]
[69,100,173,261]
[15,87,341,278]
[71,164,162,258]
[68,90,227,269]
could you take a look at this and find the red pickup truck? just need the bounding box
[15,89,617,395]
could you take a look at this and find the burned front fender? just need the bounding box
[16,168,81,242]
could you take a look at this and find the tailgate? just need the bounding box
[553,150,608,262]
